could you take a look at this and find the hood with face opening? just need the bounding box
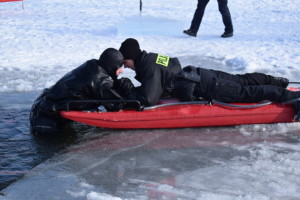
[99,48,124,79]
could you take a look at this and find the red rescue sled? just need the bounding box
[60,99,297,129]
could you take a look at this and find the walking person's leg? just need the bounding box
[217,0,233,37]
[184,0,210,37]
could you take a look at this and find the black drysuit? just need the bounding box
[30,59,131,134]
[175,66,297,103]
[133,51,182,106]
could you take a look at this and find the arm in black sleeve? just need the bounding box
[137,65,163,106]
[114,77,137,99]
[94,76,122,100]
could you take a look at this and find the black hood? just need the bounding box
[99,48,124,79]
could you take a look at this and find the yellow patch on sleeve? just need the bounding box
[156,54,170,67]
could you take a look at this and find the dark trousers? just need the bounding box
[195,68,294,102]
[190,0,233,33]
[210,70,283,86]
[29,93,69,134]
[210,80,289,103]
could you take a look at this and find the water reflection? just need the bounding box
[0,92,84,190]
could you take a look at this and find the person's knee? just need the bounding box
[30,116,61,135]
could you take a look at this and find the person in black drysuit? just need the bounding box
[119,38,300,120]
[183,0,234,38]
[30,48,134,134]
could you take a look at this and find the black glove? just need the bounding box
[114,78,136,97]
[103,103,122,112]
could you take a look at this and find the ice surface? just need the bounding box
[118,14,184,36]
[1,128,300,199]
[0,0,300,199]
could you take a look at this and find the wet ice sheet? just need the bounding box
[1,126,300,200]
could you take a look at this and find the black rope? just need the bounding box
[144,101,210,110]
[140,0,142,12]
[282,97,300,104]
[144,99,287,110]
[289,82,300,84]
[211,100,272,109]
[65,99,143,111]
[212,97,300,109]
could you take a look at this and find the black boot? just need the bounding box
[294,101,300,121]
[183,29,197,37]
[282,91,300,121]
[281,91,300,102]
[221,32,233,38]
[270,77,289,88]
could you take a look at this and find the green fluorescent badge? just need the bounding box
[156,54,170,67]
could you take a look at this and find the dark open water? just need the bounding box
[0,91,90,190]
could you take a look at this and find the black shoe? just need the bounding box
[221,32,233,38]
[294,101,300,121]
[281,91,300,102]
[294,112,300,121]
[183,29,197,37]
[272,77,289,88]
